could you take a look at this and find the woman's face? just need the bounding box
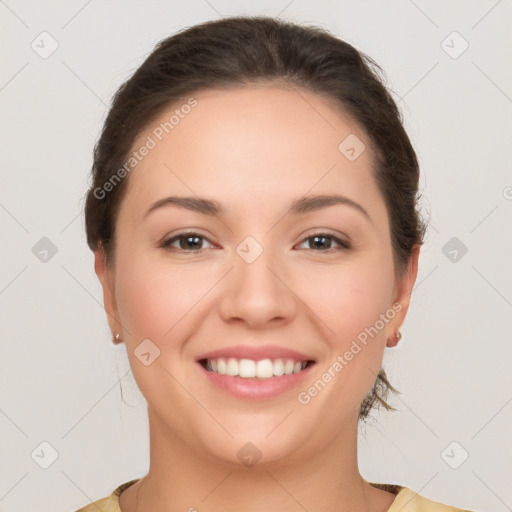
[96,85,418,467]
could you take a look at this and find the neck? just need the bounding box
[124,407,395,512]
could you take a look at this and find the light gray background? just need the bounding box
[0,1,511,511]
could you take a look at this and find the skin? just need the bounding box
[95,85,419,512]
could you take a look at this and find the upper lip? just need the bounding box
[196,345,315,362]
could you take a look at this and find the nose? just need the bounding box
[218,241,297,329]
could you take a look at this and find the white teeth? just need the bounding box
[284,360,295,375]
[273,359,284,376]
[217,358,227,375]
[226,358,238,376]
[256,359,273,379]
[203,357,309,379]
[239,359,256,378]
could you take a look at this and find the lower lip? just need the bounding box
[198,362,315,400]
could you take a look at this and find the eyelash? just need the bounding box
[159,231,351,254]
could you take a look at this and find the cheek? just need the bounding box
[305,259,393,398]
[115,257,194,341]
[307,258,393,340]
[113,255,200,404]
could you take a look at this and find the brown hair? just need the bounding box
[84,15,427,421]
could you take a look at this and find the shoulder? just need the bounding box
[389,487,475,512]
[74,479,140,512]
[74,494,118,512]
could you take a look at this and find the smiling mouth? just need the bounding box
[199,357,315,380]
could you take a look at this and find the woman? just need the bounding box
[77,15,474,512]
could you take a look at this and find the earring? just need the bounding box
[112,332,122,344]
[387,329,402,349]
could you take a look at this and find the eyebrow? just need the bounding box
[143,194,372,223]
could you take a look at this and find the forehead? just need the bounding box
[120,85,387,225]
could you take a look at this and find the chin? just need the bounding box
[190,415,313,470]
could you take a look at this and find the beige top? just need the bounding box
[75,479,475,511]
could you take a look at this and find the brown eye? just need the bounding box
[159,231,351,254]
[297,233,351,252]
[160,232,213,253]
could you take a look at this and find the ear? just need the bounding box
[94,247,123,340]
[386,244,420,347]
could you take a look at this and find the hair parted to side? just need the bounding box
[84,15,427,422]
